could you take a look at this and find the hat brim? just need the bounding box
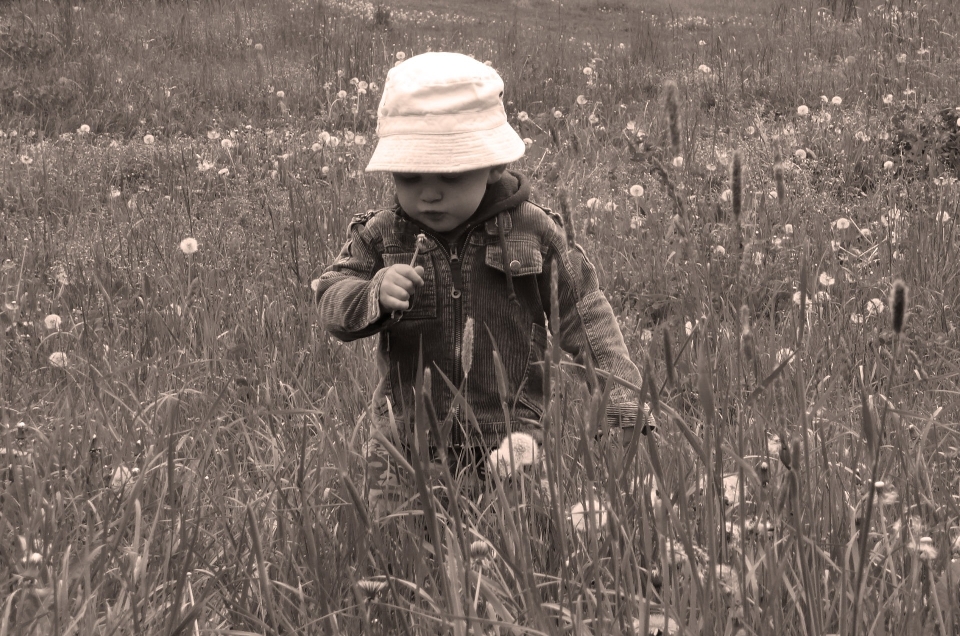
[365,123,526,173]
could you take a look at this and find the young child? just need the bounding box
[314,52,644,513]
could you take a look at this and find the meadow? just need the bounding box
[2,0,960,633]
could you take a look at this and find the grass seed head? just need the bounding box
[731,151,743,221]
[664,80,681,153]
[889,279,908,334]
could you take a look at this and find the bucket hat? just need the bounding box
[365,52,526,173]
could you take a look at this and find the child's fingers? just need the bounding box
[394,264,424,287]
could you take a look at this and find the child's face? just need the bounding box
[393,167,502,233]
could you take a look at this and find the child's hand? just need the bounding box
[379,264,425,312]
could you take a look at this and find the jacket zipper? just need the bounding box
[424,226,476,440]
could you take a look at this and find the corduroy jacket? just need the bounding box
[315,178,643,450]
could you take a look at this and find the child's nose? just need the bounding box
[421,186,442,203]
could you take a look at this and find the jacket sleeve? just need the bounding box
[313,215,396,342]
[541,218,647,429]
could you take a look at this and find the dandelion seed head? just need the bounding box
[794,148,807,161]
[629,184,644,197]
[582,66,593,76]
[179,237,198,255]
[569,499,607,533]
[78,124,91,133]
[831,96,843,105]
[834,217,851,230]
[672,156,684,168]
[143,134,155,145]
[48,351,70,368]
[698,64,712,74]
[797,105,809,116]
[884,160,894,171]
[554,109,563,119]
[44,314,62,330]
[221,139,234,150]
[576,94,587,106]
[819,272,835,286]
[517,111,529,122]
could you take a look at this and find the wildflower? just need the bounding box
[48,352,70,368]
[569,499,607,532]
[576,95,587,106]
[629,184,644,197]
[831,96,842,105]
[720,189,732,202]
[179,237,198,255]
[819,272,835,287]
[937,211,951,223]
[344,131,355,143]
[357,81,368,91]
[672,156,684,168]
[850,313,865,324]
[792,291,812,311]
[776,348,794,366]
[698,39,706,46]
[713,245,726,256]
[321,166,329,175]
[110,465,133,494]
[583,66,593,76]
[834,217,851,230]
[883,160,894,171]
[78,124,91,134]
[311,142,323,152]
[586,197,599,210]
[785,224,794,234]
[109,187,121,199]
[328,136,340,148]
[143,134,155,145]
[337,90,347,99]
[127,196,138,211]
[865,298,884,316]
[395,51,406,61]
[44,314,62,330]
[794,148,807,161]
[218,167,229,177]
[522,137,533,146]
[630,216,643,230]
[469,540,492,561]
[207,130,220,140]
[553,109,563,119]
[698,64,712,74]
[746,125,756,136]
[821,95,829,104]
[357,578,388,600]
[797,105,809,116]
[517,111,529,122]
[489,432,539,479]
[354,134,366,146]
[19,155,33,166]
[908,537,938,561]
[706,163,716,172]
[897,53,907,64]
[254,43,263,51]
[197,159,215,173]
[219,139,235,151]
[275,90,285,99]
[883,94,894,105]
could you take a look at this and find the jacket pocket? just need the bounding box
[485,239,544,276]
[517,322,548,417]
[382,252,437,319]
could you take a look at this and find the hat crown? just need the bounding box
[365,52,526,173]
[377,53,507,136]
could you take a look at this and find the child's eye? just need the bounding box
[439,174,462,183]
[394,174,421,184]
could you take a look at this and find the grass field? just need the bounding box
[2,0,960,633]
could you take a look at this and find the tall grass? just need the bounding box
[2,0,960,633]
